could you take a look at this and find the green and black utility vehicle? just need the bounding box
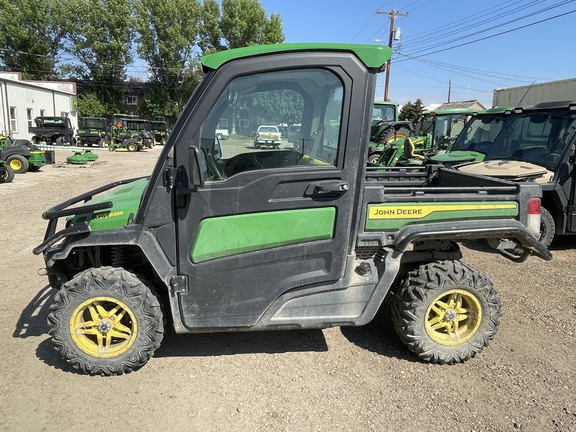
[77,117,108,147]
[29,116,75,146]
[151,116,169,145]
[428,107,515,167]
[34,43,551,376]
[460,101,576,247]
[367,101,413,163]
[0,135,46,173]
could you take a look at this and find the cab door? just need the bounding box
[172,52,373,329]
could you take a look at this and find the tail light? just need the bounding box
[527,198,541,235]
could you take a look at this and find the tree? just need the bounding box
[134,0,202,116]
[399,98,425,123]
[60,0,134,112]
[220,0,284,48]
[199,0,285,54]
[0,0,65,79]
[77,92,108,117]
[198,0,223,55]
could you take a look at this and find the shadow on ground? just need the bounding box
[340,296,419,364]
[13,285,55,339]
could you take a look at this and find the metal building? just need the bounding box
[493,78,576,107]
[0,72,78,140]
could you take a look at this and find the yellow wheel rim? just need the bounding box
[425,289,481,346]
[9,159,22,171]
[70,296,137,358]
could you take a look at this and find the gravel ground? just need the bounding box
[0,145,574,432]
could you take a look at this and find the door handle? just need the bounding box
[306,180,349,196]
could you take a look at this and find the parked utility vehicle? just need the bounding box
[151,116,170,145]
[34,43,550,376]
[459,101,576,246]
[29,116,75,146]
[76,117,108,147]
[427,107,515,167]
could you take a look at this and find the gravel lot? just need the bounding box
[0,145,574,432]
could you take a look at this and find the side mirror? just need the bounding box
[213,137,222,160]
[189,146,206,188]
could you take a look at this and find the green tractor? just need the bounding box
[0,135,46,173]
[367,101,414,164]
[377,107,475,167]
[77,117,109,147]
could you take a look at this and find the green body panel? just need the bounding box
[365,201,518,230]
[27,151,46,167]
[429,150,485,165]
[201,43,392,71]
[191,207,336,263]
[78,178,149,231]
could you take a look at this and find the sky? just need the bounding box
[255,0,576,108]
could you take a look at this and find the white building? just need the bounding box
[0,72,78,140]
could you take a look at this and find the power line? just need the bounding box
[399,7,576,59]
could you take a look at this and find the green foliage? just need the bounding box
[0,0,65,79]
[77,92,108,117]
[245,90,303,126]
[60,0,134,110]
[399,99,425,123]
[200,0,285,53]
[0,0,284,117]
[135,0,201,107]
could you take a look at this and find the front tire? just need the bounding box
[391,260,501,364]
[0,166,15,183]
[48,267,164,376]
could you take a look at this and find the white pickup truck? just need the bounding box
[254,125,281,148]
[215,129,229,140]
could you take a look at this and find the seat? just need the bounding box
[403,138,425,160]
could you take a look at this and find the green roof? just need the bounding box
[201,43,393,71]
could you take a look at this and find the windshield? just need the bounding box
[372,104,396,124]
[483,111,576,171]
[151,121,166,131]
[452,115,509,153]
[420,114,469,147]
[125,120,151,131]
[79,118,107,129]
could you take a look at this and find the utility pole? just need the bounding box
[377,9,408,101]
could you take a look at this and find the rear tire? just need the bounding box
[539,207,555,247]
[47,267,164,376]
[378,126,411,145]
[7,155,29,174]
[391,260,501,364]
[127,142,138,152]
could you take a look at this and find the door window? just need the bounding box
[198,68,344,181]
